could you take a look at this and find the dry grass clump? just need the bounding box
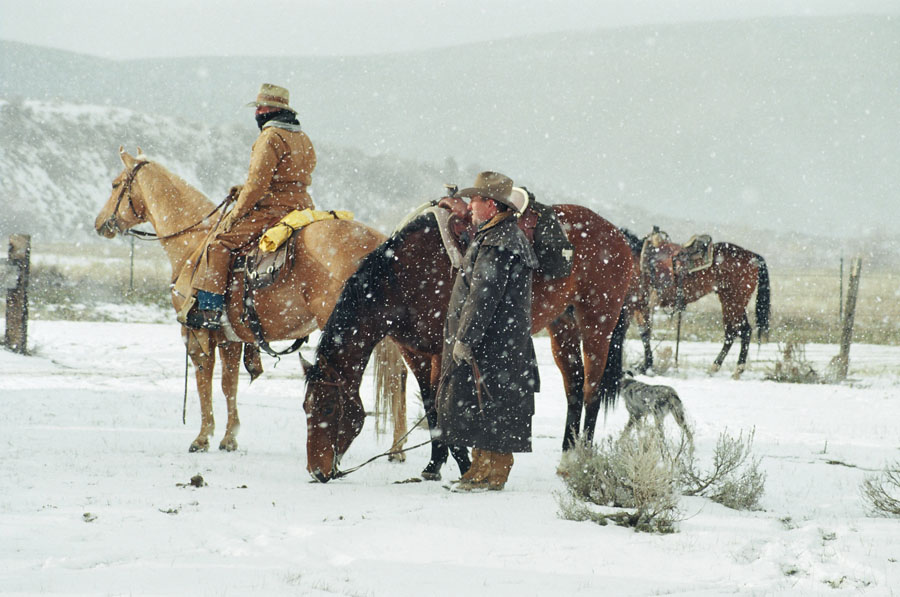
[557,424,765,533]
[861,462,900,517]
[765,340,820,384]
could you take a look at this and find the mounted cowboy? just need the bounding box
[178,83,317,330]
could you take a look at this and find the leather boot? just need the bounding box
[487,451,514,490]
[453,450,493,492]
[457,448,489,483]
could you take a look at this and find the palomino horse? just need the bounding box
[619,228,770,378]
[95,148,405,452]
[302,203,633,482]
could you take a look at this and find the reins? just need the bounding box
[125,196,233,241]
[113,160,233,241]
[326,356,493,480]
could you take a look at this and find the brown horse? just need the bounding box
[95,148,405,452]
[619,228,770,378]
[302,203,633,482]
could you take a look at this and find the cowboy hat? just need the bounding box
[456,171,516,209]
[246,83,296,114]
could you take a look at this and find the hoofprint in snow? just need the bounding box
[1,319,898,596]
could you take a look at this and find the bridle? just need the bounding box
[106,160,150,231]
[105,160,232,241]
[305,366,353,477]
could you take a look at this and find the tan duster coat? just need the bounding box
[192,122,316,295]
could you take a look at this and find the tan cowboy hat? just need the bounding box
[246,83,296,114]
[456,171,516,209]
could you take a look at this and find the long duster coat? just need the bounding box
[193,121,316,295]
[436,212,540,453]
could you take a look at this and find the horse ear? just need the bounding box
[136,146,145,158]
[299,353,313,376]
[119,147,136,169]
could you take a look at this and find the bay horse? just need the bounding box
[619,228,770,378]
[302,203,633,482]
[95,148,406,453]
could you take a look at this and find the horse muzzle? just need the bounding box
[95,217,119,239]
[308,449,341,483]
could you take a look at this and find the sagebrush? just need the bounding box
[861,461,900,517]
[557,424,765,533]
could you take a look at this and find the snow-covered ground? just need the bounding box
[2,320,899,596]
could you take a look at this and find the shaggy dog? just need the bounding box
[619,373,692,442]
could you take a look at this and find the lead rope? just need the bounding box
[183,343,190,424]
[333,355,493,480]
[332,412,431,479]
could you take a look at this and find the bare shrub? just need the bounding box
[652,346,674,375]
[679,428,766,510]
[765,340,820,384]
[861,461,900,517]
[557,425,679,533]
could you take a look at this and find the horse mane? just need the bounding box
[141,157,215,212]
[308,213,437,381]
[619,227,643,256]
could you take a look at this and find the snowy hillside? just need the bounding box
[0,98,484,240]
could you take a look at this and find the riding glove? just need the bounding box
[452,341,474,365]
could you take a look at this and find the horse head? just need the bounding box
[302,358,366,483]
[95,147,151,238]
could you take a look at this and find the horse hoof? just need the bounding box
[388,452,407,463]
[218,439,238,452]
[421,470,442,481]
[189,441,209,453]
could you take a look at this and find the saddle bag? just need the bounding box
[528,202,574,281]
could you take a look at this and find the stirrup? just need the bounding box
[184,307,222,330]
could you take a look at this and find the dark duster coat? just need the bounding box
[436,212,540,453]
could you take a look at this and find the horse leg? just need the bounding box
[547,310,585,451]
[389,365,408,462]
[733,313,752,379]
[217,341,242,451]
[634,305,654,373]
[710,322,738,374]
[406,353,463,481]
[186,330,216,452]
[577,303,626,443]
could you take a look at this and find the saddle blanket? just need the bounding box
[259,208,353,253]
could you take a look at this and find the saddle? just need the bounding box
[434,195,574,280]
[640,227,715,306]
[677,234,713,273]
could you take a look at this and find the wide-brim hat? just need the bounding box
[246,83,296,114]
[456,171,516,209]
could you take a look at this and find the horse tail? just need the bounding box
[373,338,407,446]
[754,254,771,342]
[598,304,630,412]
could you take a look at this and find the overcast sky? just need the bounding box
[2,0,897,59]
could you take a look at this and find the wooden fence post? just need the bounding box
[832,256,862,380]
[4,234,31,354]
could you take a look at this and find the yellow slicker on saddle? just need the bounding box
[258,208,354,252]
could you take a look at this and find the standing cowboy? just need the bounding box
[179,83,317,330]
[436,171,540,491]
